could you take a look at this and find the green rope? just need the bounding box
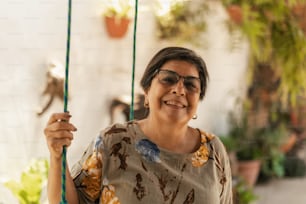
[60,0,72,203]
[129,0,139,121]
[60,0,137,202]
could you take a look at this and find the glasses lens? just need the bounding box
[158,70,179,85]
[184,77,201,93]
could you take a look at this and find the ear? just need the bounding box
[143,92,149,108]
[143,85,151,95]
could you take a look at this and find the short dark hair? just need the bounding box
[140,47,209,100]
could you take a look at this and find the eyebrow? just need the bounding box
[160,69,200,79]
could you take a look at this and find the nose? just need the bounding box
[171,78,186,96]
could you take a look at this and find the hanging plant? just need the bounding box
[292,2,306,34]
[227,4,243,25]
[221,0,306,106]
[101,0,133,38]
[220,1,306,185]
[154,0,208,46]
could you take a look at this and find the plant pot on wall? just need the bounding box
[104,16,130,39]
[226,4,243,25]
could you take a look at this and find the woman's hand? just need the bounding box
[44,112,77,159]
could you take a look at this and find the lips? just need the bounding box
[164,100,186,108]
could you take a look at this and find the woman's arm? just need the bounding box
[47,156,79,204]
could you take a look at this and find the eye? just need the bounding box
[184,81,196,89]
[159,72,178,85]
[162,75,177,84]
[184,78,200,92]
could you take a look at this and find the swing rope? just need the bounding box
[60,0,138,202]
[129,0,139,121]
[60,0,72,203]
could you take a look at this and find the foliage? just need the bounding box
[154,0,208,45]
[226,102,288,163]
[256,125,287,179]
[220,134,237,152]
[233,178,258,204]
[102,0,133,19]
[226,109,264,161]
[4,158,49,204]
[221,0,305,180]
[258,151,285,183]
[221,0,306,105]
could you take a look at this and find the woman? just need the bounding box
[44,47,233,204]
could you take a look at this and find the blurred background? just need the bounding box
[0,0,305,203]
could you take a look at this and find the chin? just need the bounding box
[164,114,189,124]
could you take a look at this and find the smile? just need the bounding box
[164,100,186,108]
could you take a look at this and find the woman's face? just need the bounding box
[145,60,201,124]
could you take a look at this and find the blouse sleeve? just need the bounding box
[70,134,104,204]
[212,136,233,204]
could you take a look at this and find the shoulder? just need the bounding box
[100,121,136,136]
[99,121,137,145]
[199,130,233,201]
[198,130,228,157]
[103,122,129,134]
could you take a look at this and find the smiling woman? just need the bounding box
[44,47,233,204]
[141,59,203,133]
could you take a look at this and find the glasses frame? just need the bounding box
[154,69,201,94]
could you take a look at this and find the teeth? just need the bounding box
[165,101,185,108]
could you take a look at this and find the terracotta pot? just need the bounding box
[104,16,130,38]
[292,3,306,34]
[227,5,243,25]
[238,160,261,187]
[280,133,297,153]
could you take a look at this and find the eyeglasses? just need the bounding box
[155,69,201,94]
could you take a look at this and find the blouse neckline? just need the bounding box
[130,121,205,157]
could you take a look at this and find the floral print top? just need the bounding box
[71,121,233,204]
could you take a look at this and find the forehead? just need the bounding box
[160,60,199,77]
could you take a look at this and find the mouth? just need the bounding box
[164,100,187,108]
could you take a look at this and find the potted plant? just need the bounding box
[221,0,306,107]
[232,177,258,204]
[219,0,306,186]
[225,99,289,186]
[154,0,208,46]
[102,0,133,38]
[254,125,287,183]
[226,111,263,187]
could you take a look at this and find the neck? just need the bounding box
[138,118,199,154]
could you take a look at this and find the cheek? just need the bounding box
[189,96,200,107]
[146,81,164,99]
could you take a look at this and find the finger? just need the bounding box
[47,112,71,126]
[52,138,72,148]
[46,121,77,132]
[45,130,74,140]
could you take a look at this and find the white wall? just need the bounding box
[0,1,248,202]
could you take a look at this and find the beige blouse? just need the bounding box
[71,121,233,204]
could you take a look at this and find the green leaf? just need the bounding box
[3,158,49,204]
